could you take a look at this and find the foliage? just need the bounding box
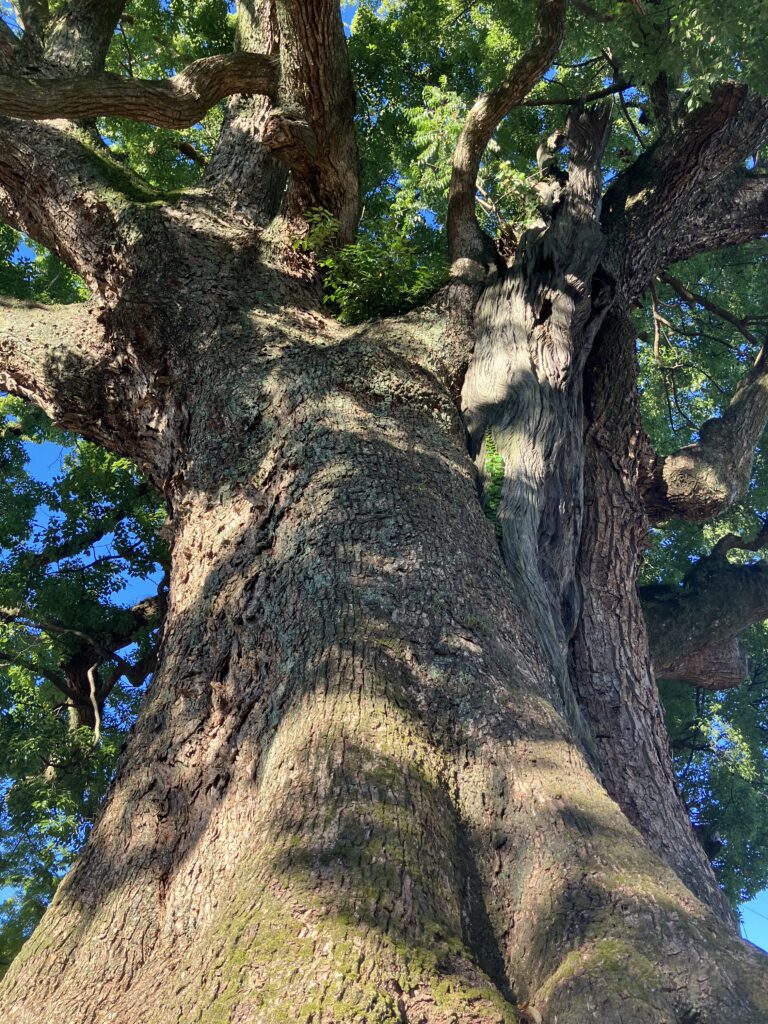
[0,226,86,304]
[321,223,448,324]
[658,633,768,905]
[99,0,234,188]
[483,434,505,537]
[296,209,447,324]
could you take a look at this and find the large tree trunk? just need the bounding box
[2,242,767,1022]
[569,312,735,919]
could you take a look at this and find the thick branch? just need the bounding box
[270,0,360,241]
[1,298,103,417]
[207,1,359,242]
[641,344,768,522]
[44,0,125,75]
[447,0,567,271]
[603,84,768,300]
[642,548,768,688]
[0,117,143,290]
[18,1,49,43]
[654,637,749,691]
[663,171,768,266]
[0,53,279,128]
[0,297,155,465]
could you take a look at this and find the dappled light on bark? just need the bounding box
[0,0,767,1021]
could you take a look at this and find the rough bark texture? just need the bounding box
[0,53,280,128]
[2,240,767,1023]
[642,548,768,688]
[569,312,735,922]
[1,2,768,1021]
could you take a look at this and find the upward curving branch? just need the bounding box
[447,0,568,274]
[0,52,279,129]
[641,340,768,523]
[603,84,768,301]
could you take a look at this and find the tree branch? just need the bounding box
[17,1,49,43]
[18,488,153,573]
[571,0,614,22]
[603,84,768,301]
[0,297,158,467]
[521,79,629,108]
[0,652,70,695]
[662,171,768,267]
[0,52,279,128]
[0,115,152,291]
[206,1,359,242]
[653,636,750,691]
[659,271,761,348]
[641,340,768,522]
[447,0,567,273]
[642,536,768,688]
[44,0,125,75]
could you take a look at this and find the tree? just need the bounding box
[1,0,768,1019]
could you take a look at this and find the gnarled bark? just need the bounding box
[569,311,736,922]
[1,4,768,1021]
[2,275,767,1024]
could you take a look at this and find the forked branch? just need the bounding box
[603,84,768,300]
[0,53,279,128]
[447,0,568,271]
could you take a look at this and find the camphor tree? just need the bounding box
[2,0,768,1020]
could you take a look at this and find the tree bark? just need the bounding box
[569,312,735,921]
[1,5,767,1016]
[1,227,767,1022]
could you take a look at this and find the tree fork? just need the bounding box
[1,3,768,1020]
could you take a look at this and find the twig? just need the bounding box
[87,663,101,744]
[660,272,760,348]
[521,79,629,107]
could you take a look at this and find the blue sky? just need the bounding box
[742,890,768,950]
